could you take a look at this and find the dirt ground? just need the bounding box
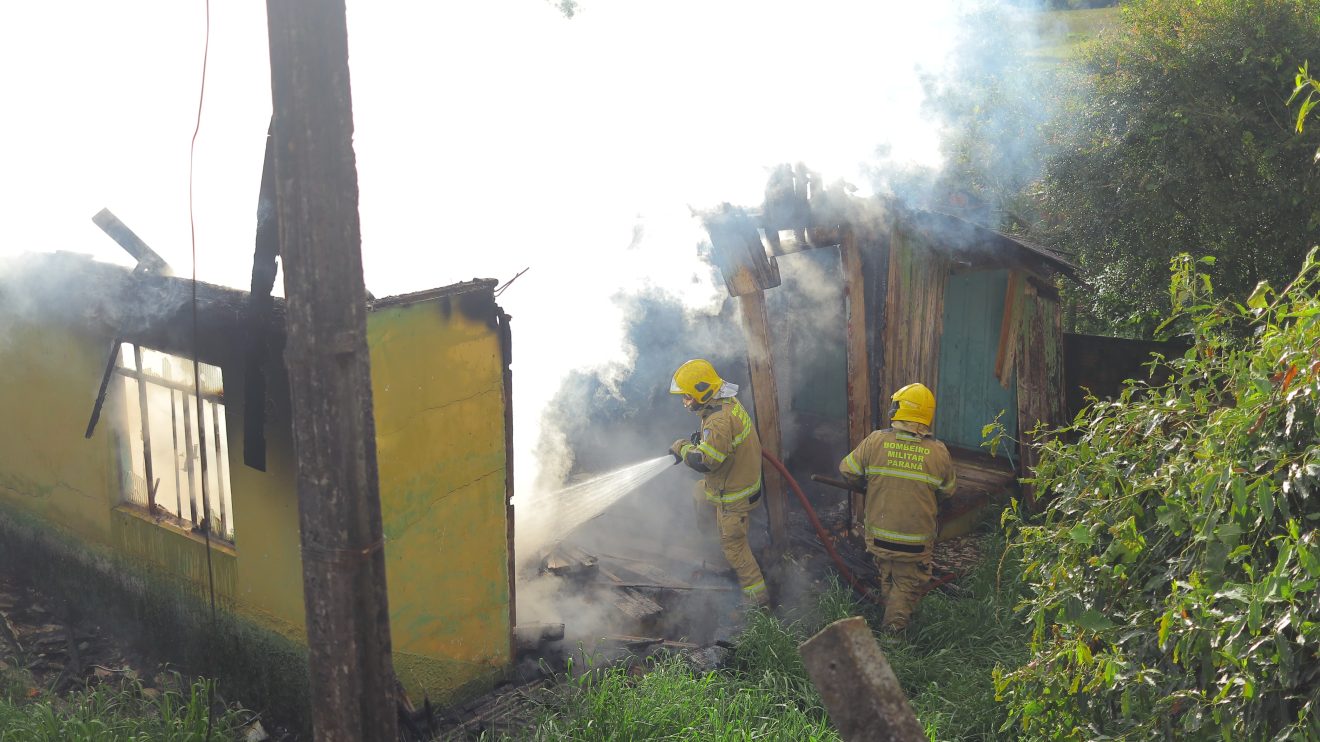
[0,571,142,695]
[0,569,279,740]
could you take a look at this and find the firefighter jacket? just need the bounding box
[839,421,957,558]
[677,397,763,510]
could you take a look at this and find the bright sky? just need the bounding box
[1,1,991,493]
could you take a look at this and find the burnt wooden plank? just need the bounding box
[840,229,872,527]
[610,588,663,622]
[705,205,781,296]
[738,289,788,555]
[498,310,516,665]
[866,226,892,432]
[994,271,1022,388]
[243,118,280,472]
[84,340,123,439]
[841,229,871,448]
[91,208,172,276]
[1014,285,1065,511]
[881,224,947,427]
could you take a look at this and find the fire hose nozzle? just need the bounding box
[810,474,866,494]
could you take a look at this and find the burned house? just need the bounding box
[0,250,515,726]
[702,167,1078,547]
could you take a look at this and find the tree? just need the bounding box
[1038,0,1320,337]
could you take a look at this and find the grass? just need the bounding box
[496,527,1030,741]
[0,661,247,741]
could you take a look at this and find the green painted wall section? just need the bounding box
[935,270,1018,454]
[222,370,308,640]
[367,299,512,699]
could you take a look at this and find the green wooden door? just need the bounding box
[935,269,1017,455]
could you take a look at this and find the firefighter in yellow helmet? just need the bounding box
[667,359,769,606]
[839,383,956,631]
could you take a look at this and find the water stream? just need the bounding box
[517,455,675,552]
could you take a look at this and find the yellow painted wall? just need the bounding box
[223,371,309,638]
[0,317,301,637]
[368,294,512,698]
[0,322,117,542]
[0,282,513,704]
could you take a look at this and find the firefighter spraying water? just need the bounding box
[666,359,769,606]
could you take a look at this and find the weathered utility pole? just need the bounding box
[265,2,398,740]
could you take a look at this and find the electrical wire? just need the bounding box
[186,0,217,739]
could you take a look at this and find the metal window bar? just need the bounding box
[131,345,158,512]
[193,383,212,537]
[211,400,228,539]
[167,378,185,519]
[180,387,201,526]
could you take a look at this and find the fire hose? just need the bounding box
[760,451,959,604]
[760,450,881,604]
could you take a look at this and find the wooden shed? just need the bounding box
[702,166,1076,547]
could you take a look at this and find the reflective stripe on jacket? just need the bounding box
[839,422,956,556]
[679,397,762,507]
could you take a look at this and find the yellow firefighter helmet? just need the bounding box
[669,359,723,405]
[890,383,936,427]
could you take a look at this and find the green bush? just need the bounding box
[997,252,1320,740]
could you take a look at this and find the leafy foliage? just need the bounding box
[997,252,1320,739]
[1292,61,1320,159]
[1038,0,1320,336]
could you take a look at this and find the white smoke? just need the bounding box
[0,0,1060,505]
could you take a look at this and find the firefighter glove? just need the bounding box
[670,438,687,465]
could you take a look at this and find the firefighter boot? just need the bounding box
[716,503,768,606]
[875,557,932,631]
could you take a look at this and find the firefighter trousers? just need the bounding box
[693,483,768,605]
[873,554,932,631]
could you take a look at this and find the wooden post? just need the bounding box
[737,289,788,555]
[840,230,872,529]
[265,1,399,740]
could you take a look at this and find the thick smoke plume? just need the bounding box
[515,0,1075,642]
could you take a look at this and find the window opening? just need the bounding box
[116,343,235,542]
